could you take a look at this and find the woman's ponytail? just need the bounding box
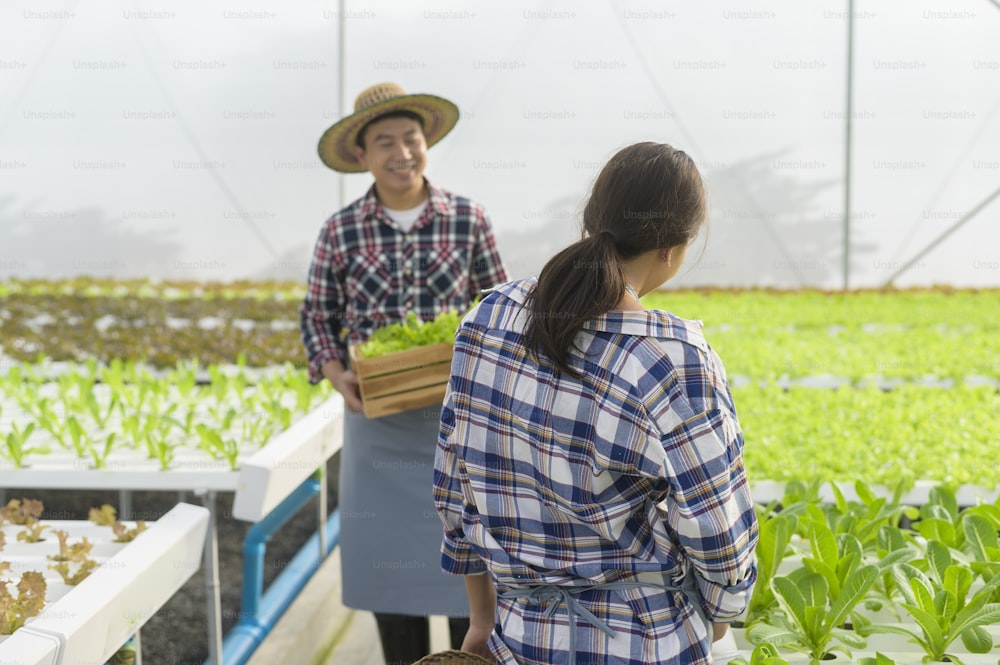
[524,231,626,377]
[523,142,707,377]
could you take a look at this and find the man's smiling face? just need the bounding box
[353,115,428,199]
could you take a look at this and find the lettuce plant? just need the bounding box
[111,519,147,543]
[857,554,1000,663]
[49,558,98,585]
[748,563,879,663]
[17,521,48,543]
[87,432,117,469]
[84,392,119,430]
[862,524,919,620]
[0,570,46,634]
[66,416,88,457]
[824,480,916,553]
[961,513,1000,601]
[89,504,147,542]
[745,512,795,627]
[857,654,902,665]
[196,424,240,470]
[1,499,44,525]
[728,643,790,665]
[357,309,464,358]
[47,529,93,563]
[3,421,47,468]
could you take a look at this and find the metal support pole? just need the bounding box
[119,489,132,520]
[843,0,855,290]
[198,489,224,665]
[318,467,328,559]
[337,0,347,210]
[882,185,1000,286]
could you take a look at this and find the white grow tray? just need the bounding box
[0,394,345,665]
[0,395,344,502]
[0,502,209,665]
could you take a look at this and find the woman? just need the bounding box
[433,142,758,665]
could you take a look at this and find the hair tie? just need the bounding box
[596,229,616,241]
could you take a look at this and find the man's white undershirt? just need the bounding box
[384,199,429,233]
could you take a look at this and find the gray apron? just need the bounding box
[339,406,470,616]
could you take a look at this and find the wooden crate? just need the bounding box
[348,343,453,418]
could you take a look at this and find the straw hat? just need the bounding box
[411,650,494,665]
[318,82,460,172]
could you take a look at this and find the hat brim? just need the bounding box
[318,93,459,173]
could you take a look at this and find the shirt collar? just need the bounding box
[358,178,452,226]
[491,278,708,351]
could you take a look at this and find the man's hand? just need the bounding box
[321,360,364,414]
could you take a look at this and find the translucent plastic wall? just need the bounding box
[1,0,998,288]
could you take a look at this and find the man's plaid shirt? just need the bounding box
[434,278,758,665]
[300,181,508,383]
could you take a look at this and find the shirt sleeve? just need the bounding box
[433,382,488,576]
[469,209,509,297]
[659,382,758,622]
[299,221,348,384]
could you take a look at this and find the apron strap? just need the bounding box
[499,579,685,665]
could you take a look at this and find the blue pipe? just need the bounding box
[240,477,322,620]
[203,476,341,665]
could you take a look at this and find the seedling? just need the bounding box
[1,498,44,525]
[3,421,48,468]
[858,654,900,665]
[857,550,1000,663]
[67,416,88,457]
[0,570,46,634]
[745,512,795,627]
[243,417,273,448]
[87,432,117,469]
[108,642,137,665]
[169,361,199,402]
[196,424,240,470]
[35,398,68,448]
[150,436,175,471]
[89,504,117,526]
[17,520,48,543]
[121,413,142,449]
[50,558,99,585]
[286,367,319,413]
[89,504,148,542]
[47,529,93,563]
[112,520,148,543]
[729,643,790,665]
[84,392,119,430]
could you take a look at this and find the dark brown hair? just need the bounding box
[524,142,707,377]
[356,110,425,149]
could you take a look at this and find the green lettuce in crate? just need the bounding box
[357,310,464,359]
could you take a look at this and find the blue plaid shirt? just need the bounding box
[434,278,758,665]
[300,180,507,382]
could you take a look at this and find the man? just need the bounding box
[300,82,508,665]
